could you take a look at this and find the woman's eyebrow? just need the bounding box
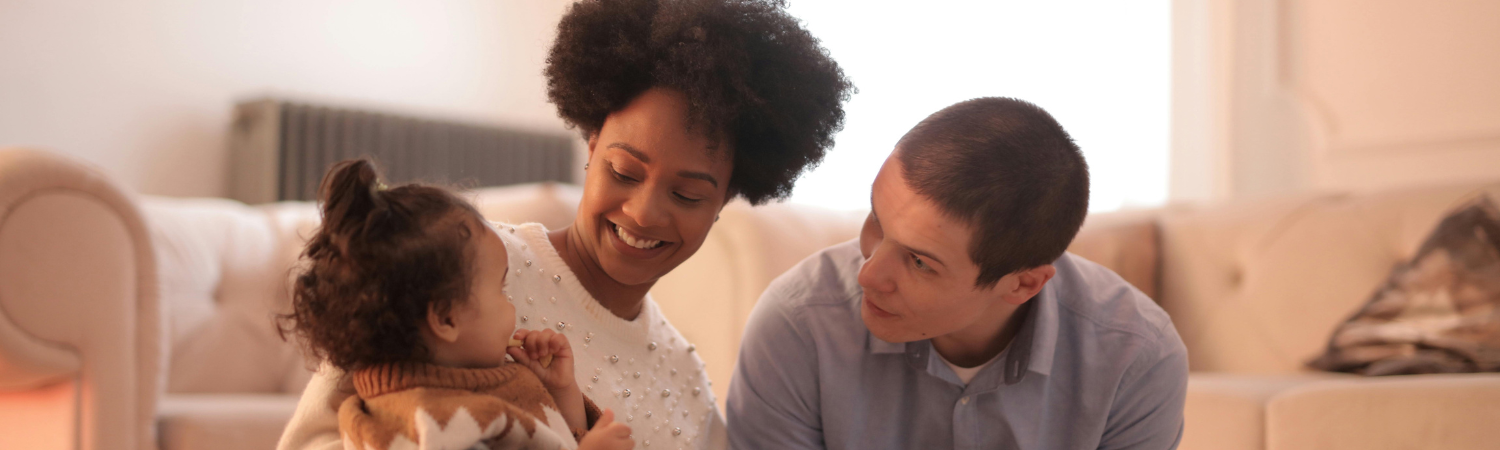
[609,142,719,187]
[678,171,718,187]
[608,142,650,162]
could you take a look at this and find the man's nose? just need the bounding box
[857,247,896,293]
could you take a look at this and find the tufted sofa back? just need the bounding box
[1156,181,1500,374]
[141,176,1493,396]
[144,183,585,394]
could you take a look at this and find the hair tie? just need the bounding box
[368,180,389,210]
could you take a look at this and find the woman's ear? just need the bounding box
[427,303,462,344]
[586,133,599,164]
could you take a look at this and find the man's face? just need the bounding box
[858,151,1014,343]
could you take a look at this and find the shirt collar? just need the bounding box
[864,277,1061,385]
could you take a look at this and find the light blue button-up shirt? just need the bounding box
[728,240,1187,449]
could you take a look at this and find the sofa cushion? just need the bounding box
[1178,373,1341,450]
[1158,182,1500,373]
[146,183,587,395]
[145,197,310,394]
[1070,208,1164,300]
[1264,374,1500,450]
[1308,197,1500,375]
[157,394,300,450]
[652,199,867,408]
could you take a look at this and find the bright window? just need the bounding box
[786,0,1171,213]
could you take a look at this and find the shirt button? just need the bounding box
[960,397,970,405]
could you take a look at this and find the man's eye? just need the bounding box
[911,254,928,270]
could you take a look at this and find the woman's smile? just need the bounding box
[604,219,674,259]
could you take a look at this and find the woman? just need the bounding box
[275,0,852,449]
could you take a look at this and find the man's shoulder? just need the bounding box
[1050,253,1180,353]
[760,238,865,311]
[742,239,867,350]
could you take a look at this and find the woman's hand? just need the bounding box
[508,328,576,392]
[579,409,634,450]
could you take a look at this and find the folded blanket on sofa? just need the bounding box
[1310,196,1500,375]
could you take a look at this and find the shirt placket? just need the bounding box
[955,382,1007,450]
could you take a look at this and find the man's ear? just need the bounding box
[999,264,1056,306]
[427,303,462,344]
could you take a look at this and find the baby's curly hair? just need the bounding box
[546,0,854,204]
[277,159,484,372]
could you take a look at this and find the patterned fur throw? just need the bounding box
[339,362,599,450]
[1309,196,1500,375]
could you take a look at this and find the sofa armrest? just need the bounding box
[1265,373,1500,450]
[0,148,160,450]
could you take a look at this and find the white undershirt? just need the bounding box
[938,350,1005,385]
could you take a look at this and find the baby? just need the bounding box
[278,159,633,450]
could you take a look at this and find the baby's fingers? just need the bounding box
[606,422,633,439]
[547,332,572,358]
[506,346,532,365]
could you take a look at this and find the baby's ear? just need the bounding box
[427,303,462,343]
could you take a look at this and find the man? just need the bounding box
[728,98,1188,449]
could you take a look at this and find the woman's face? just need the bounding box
[578,87,734,287]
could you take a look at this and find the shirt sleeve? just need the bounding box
[276,364,355,450]
[1098,328,1189,450]
[726,286,826,450]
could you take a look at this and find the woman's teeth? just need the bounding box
[615,224,663,249]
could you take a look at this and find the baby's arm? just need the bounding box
[508,328,586,431]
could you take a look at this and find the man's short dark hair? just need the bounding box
[897,97,1089,288]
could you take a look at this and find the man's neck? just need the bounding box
[930,300,1028,368]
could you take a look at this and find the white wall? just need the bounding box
[786,0,1171,213]
[0,0,575,198]
[1171,0,1500,203]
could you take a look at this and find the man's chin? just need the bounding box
[861,309,919,343]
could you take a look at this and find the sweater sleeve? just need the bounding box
[703,403,728,450]
[277,365,356,450]
[571,395,604,442]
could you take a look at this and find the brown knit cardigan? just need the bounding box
[338,362,601,450]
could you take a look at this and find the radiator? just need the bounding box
[228,99,576,204]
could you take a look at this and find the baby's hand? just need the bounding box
[579,409,634,450]
[507,328,575,392]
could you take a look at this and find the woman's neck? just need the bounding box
[548,226,649,320]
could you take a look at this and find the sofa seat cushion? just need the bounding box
[1181,373,1342,450]
[1265,374,1500,450]
[157,394,300,450]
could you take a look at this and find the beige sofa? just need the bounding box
[1,147,1498,450]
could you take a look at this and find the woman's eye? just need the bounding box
[911,254,928,271]
[674,192,704,203]
[611,169,638,183]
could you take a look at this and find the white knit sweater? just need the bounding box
[276,222,727,450]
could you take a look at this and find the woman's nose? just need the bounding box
[621,190,669,229]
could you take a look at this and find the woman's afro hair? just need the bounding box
[546,0,854,205]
